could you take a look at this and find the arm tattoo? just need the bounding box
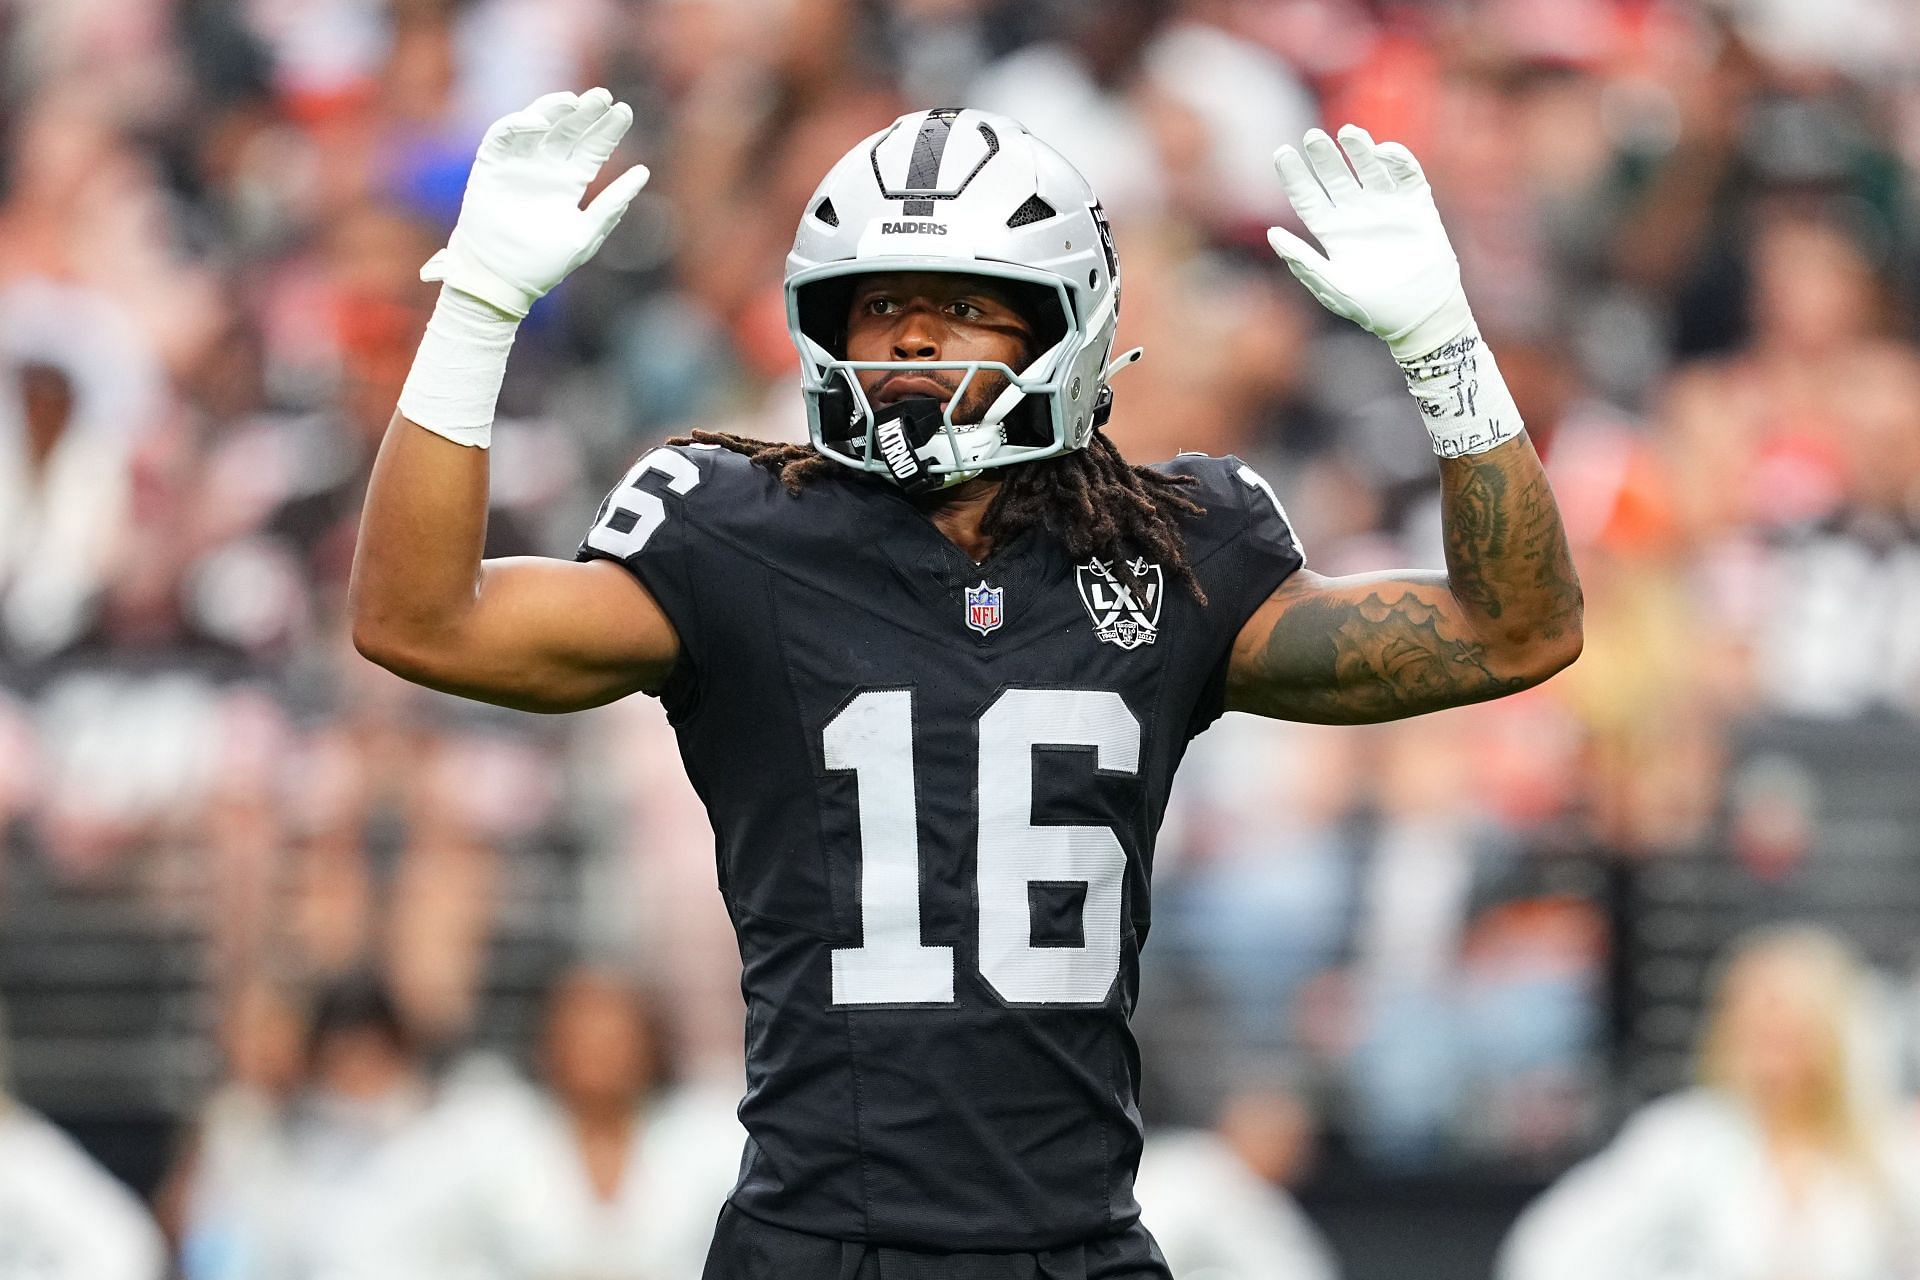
[1243,578,1527,723]
[1229,435,1583,723]
[1441,444,1582,645]
[1443,455,1508,619]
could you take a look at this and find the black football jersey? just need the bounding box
[576,444,1303,1251]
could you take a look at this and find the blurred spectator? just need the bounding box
[1154,712,1604,1170]
[0,280,165,664]
[1136,1082,1339,1280]
[244,975,429,1280]
[163,980,312,1280]
[332,966,742,1279]
[968,0,1310,232]
[0,1000,167,1280]
[1499,926,1920,1280]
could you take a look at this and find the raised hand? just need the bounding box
[422,87,651,318]
[1266,125,1469,360]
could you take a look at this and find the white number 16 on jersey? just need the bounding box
[823,687,1141,1009]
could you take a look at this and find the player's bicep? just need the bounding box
[1225,568,1528,723]
[431,555,679,712]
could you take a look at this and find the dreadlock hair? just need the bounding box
[666,428,1208,604]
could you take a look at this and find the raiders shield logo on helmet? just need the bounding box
[1076,557,1162,649]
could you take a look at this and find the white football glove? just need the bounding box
[1266,125,1470,360]
[422,87,650,318]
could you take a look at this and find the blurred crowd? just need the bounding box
[3,0,1920,1275]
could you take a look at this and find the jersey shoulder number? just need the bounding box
[581,444,708,560]
[574,442,777,682]
[1152,451,1306,570]
[579,441,784,561]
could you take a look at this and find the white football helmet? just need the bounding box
[785,107,1140,492]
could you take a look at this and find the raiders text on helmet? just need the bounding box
[785,108,1141,491]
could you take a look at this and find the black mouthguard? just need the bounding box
[871,397,947,495]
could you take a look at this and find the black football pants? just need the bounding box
[701,1203,1174,1280]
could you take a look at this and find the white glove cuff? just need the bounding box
[420,243,538,320]
[397,286,520,449]
[1383,286,1473,361]
[1395,318,1525,459]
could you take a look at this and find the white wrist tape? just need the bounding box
[1395,319,1525,458]
[396,286,519,448]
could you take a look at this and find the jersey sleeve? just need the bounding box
[573,442,764,712]
[1154,452,1307,737]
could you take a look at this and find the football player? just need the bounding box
[351,90,1582,1279]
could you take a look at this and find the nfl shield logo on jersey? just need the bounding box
[1077,557,1162,649]
[965,580,1005,635]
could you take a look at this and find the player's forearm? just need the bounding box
[350,278,519,678]
[1437,432,1583,676]
[349,411,494,678]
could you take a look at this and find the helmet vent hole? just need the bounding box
[1006,194,1057,228]
[813,198,840,227]
[1088,269,1099,288]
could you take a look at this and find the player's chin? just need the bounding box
[947,400,996,429]
[950,378,1012,427]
